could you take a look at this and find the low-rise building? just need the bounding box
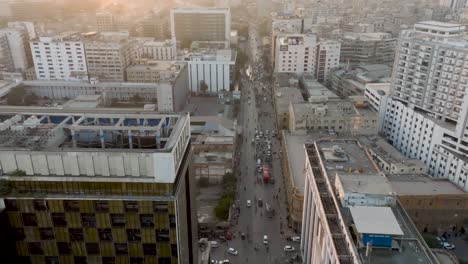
[299,73,339,102]
[135,38,176,62]
[20,77,189,112]
[364,83,390,112]
[126,61,187,83]
[273,81,304,130]
[288,100,378,134]
[330,64,392,97]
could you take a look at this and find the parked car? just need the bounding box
[210,241,219,248]
[263,235,268,244]
[247,200,252,207]
[284,245,295,252]
[258,198,263,207]
[443,242,455,250]
[227,248,238,255]
[291,236,301,242]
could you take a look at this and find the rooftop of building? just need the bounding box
[333,64,392,83]
[364,83,390,96]
[178,48,236,62]
[291,99,377,119]
[171,7,230,13]
[0,107,188,152]
[343,32,394,41]
[351,206,404,236]
[63,95,102,109]
[359,137,425,167]
[415,21,465,31]
[21,80,166,88]
[274,86,304,113]
[301,74,338,99]
[388,174,465,196]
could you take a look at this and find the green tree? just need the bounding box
[7,86,27,105]
[9,169,26,176]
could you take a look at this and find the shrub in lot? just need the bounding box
[214,191,235,221]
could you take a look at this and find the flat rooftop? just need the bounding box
[274,87,304,113]
[388,174,465,196]
[0,108,187,152]
[351,206,404,236]
[360,137,424,167]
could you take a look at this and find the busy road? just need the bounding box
[210,15,300,264]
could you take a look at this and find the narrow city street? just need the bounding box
[210,16,300,264]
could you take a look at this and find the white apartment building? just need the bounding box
[391,21,468,123]
[136,39,176,61]
[30,32,88,81]
[180,49,236,95]
[0,27,30,72]
[364,83,390,112]
[316,40,340,83]
[274,34,317,74]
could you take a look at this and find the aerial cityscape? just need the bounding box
[1,0,468,263]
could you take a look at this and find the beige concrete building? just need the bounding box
[274,86,304,130]
[288,99,378,134]
[126,61,186,83]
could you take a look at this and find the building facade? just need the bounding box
[340,32,396,65]
[83,32,135,82]
[170,8,231,49]
[0,27,31,73]
[136,39,176,62]
[273,34,317,74]
[140,9,170,40]
[315,40,341,83]
[30,32,88,81]
[0,109,196,264]
[181,49,236,95]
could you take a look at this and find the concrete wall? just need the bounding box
[172,64,189,112]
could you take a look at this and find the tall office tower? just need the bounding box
[170,7,231,49]
[0,109,196,264]
[9,0,57,20]
[391,21,468,123]
[340,32,396,65]
[316,40,341,83]
[30,32,88,81]
[0,27,31,72]
[83,32,135,82]
[96,12,116,32]
[273,34,317,74]
[140,9,170,40]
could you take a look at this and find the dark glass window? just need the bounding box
[5,199,18,211]
[74,256,87,264]
[140,214,154,228]
[143,243,157,256]
[114,243,128,255]
[153,202,168,213]
[86,243,100,255]
[44,256,59,264]
[22,213,38,226]
[169,214,176,228]
[110,214,126,227]
[126,229,141,242]
[51,213,67,227]
[63,200,80,212]
[57,242,71,255]
[124,201,139,212]
[81,213,96,227]
[28,242,43,255]
[156,229,170,242]
[158,257,171,264]
[39,228,55,240]
[130,257,144,264]
[102,257,115,264]
[69,228,84,241]
[33,200,48,211]
[94,201,109,213]
[171,244,178,257]
[13,228,25,240]
[98,228,113,241]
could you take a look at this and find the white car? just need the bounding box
[210,241,219,248]
[247,200,252,207]
[291,236,301,243]
[227,248,238,255]
[443,242,455,250]
[263,235,268,244]
[284,245,295,252]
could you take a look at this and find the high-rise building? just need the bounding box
[315,40,341,83]
[439,0,467,9]
[391,21,467,123]
[96,12,116,32]
[170,7,231,49]
[179,49,236,95]
[83,32,135,82]
[0,27,31,73]
[140,9,170,40]
[0,108,196,264]
[274,34,317,74]
[30,32,88,81]
[340,32,396,65]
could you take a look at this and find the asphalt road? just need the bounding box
[210,18,300,264]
